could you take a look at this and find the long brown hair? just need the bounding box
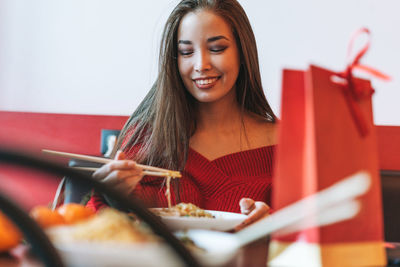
[114,0,276,171]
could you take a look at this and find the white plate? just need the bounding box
[151,209,247,231]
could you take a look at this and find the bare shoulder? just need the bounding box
[246,112,279,147]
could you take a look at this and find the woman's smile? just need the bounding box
[193,76,220,89]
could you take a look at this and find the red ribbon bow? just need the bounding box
[333,28,391,137]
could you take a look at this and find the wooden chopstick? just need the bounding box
[71,166,177,177]
[43,149,110,164]
[42,149,181,178]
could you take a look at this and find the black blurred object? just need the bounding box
[64,159,102,203]
[381,170,400,242]
[0,147,199,267]
[0,192,64,267]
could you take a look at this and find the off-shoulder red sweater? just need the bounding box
[87,146,275,213]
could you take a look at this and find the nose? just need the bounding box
[194,51,211,72]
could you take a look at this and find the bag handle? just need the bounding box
[332,28,391,137]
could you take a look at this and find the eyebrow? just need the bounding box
[178,35,229,45]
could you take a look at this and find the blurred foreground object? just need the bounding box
[269,28,390,267]
[30,203,95,228]
[0,147,199,266]
[46,208,155,244]
[0,211,22,252]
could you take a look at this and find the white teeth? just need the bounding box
[196,77,218,85]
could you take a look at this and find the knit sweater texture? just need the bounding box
[87,146,275,213]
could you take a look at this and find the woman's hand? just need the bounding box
[92,150,143,195]
[234,198,270,232]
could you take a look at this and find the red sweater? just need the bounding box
[87,146,275,213]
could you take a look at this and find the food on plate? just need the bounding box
[46,208,155,244]
[0,211,22,252]
[152,203,214,218]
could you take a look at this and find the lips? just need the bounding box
[193,76,220,89]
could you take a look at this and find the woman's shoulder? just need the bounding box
[245,112,279,147]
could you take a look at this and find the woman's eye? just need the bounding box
[210,46,227,53]
[178,50,193,56]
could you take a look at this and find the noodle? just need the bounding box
[165,176,172,208]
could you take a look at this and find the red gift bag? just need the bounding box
[268,29,390,267]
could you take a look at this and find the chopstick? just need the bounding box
[42,149,181,178]
[71,166,176,177]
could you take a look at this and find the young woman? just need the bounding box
[87,0,278,231]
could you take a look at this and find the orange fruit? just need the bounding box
[57,203,95,224]
[0,211,22,252]
[30,206,65,228]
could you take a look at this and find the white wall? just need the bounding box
[0,0,399,125]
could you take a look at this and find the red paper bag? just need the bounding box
[268,29,388,267]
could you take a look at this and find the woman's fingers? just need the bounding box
[239,198,255,215]
[93,149,141,180]
[102,169,142,184]
[91,150,144,194]
[106,160,140,174]
[235,200,270,232]
[247,202,270,221]
[100,168,143,195]
[92,160,138,180]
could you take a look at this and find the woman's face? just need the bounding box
[177,10,240,104]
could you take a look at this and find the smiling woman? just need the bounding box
[87,0,277,232]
